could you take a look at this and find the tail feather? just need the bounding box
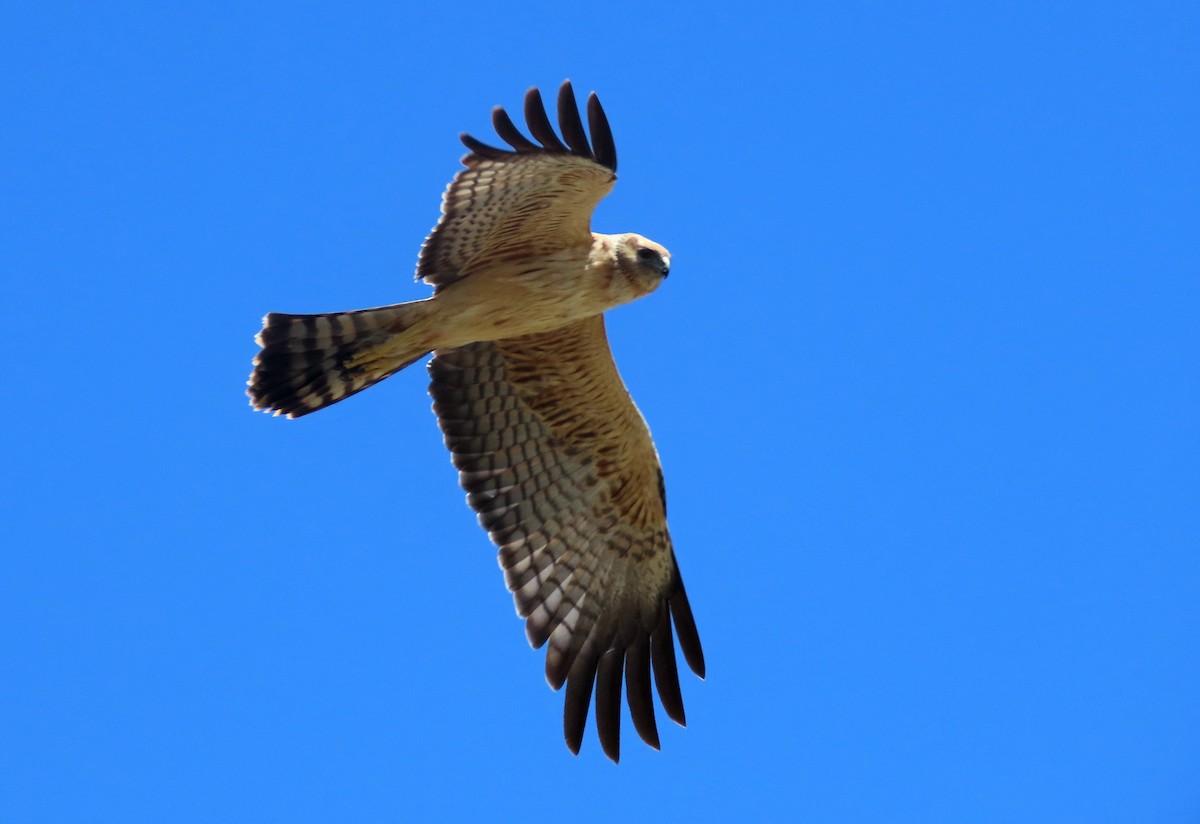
[248,302,430,418]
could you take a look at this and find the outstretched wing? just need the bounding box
[418,81,618,291]
[428,316,705,762]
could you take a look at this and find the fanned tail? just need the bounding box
[248,302,431,418]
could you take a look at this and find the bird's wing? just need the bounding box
[428,315,704,762]
[417,81,618,291]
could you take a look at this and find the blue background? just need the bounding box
[3,2,1197,821]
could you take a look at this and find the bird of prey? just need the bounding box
[247,81,704,762]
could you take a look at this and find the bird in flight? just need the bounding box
[247,81,704,762]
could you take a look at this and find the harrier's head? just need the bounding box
[614,234,671,297]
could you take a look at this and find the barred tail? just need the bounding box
[248,302,431,418]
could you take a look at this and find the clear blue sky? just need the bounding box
[3,2,1197,821]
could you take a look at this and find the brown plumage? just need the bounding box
[247,81,704,762]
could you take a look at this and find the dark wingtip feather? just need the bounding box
[595,649,624,763]
[650,608,687,726]
[563,643,601,755]
[523,87,567,152]
[491,106,538,152]
[459,132,508,159]
[625,635,660,749]
[586,92,617,172]
[670,589,706,679]
[556,80,592,159]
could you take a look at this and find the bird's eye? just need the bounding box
[637,248,657,262]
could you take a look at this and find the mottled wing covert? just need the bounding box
[428,316,704,761]
[418,82,618,291]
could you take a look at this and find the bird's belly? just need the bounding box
[431,264,616,347]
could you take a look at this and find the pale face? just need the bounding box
[617,234,671,296]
